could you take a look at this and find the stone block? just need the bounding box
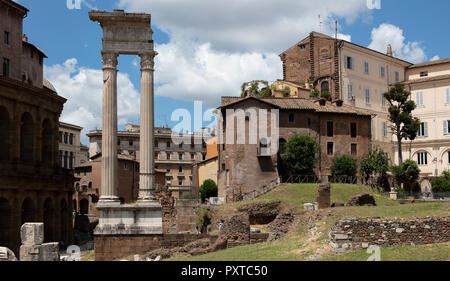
[316,183,331,209]
[40,243,60,261]
[20,223,44,246]
[19,245,41,261]
[0,247,17,261]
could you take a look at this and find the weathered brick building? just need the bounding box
[217,96,371,202]
[0,0,73,255]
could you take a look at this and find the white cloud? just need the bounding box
[368,23,427,63]
[154,35,282,107]
[118,0,368,53]
[430,55,440,61]
[44,59,140,144]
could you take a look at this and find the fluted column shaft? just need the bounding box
[100,51,119,202]
[138,52,156,201]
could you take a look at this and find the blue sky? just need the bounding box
[14,0,450,144]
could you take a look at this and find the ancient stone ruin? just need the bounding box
[316,183,331,209]
[19,223,59,261]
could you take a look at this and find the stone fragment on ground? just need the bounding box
[346,194,376,206]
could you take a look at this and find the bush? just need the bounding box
[310,88,320,99]
[331,155,357,181]
[432,171,450,192]
[199,179,218,202]
[196,207,210,233]
[390,160,420,192]
[320,91,332,101]
[359,148,390,188]
[282,134,319,176]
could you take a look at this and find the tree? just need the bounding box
[331,155,357,182]
[282,135,319,175]
[359,147,390,185]
[384,83,421,164]
[432,171,450,193]
[390,159,420,192]
[199,179,218,202]
[310,88,320,99]
[241,80,272,98]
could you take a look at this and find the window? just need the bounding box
[418,122,428,137]
[179,142,183,149]
[179,153,183,160]
[416,92,424,106]
[365,88,371,104]
[345,56,353,69]
[382,122,387,137]
[364,61,369,74]
[166,141,171,148]
[298,44,306,51]
[347,84,353,101]
[395,71,400,83]
[178,180,183,186]
[351,144,357,156]
[117,139,121,146]
[417,152,428,166]
[64,132,68,144]
[129,141,133,146]
[69,152,73,169]
[178,166,183,173]
[59,131,63,143]
[420,71,428,77]
[380,66,385,78]
[155,153,159,160]
[382,94,386,108]
[64,151,68,168]
[371,120,374,136]
[191,153,195,160]
[69,133,74,145]
[203,153,207,161]
[3,58,10,77]
[124,162,128,170]
[166,152,171,160]
[350,123,357,138]
[289,113,295,123]
[4,31,10,45]
[327,121,334,137]
[327,142,334,155]
[444,120,450,135]
[446,88,450,103]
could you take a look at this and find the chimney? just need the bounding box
[387,44,393,57]
[22,34,28,42]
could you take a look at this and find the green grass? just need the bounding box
[323,243,450,261]
[169,184,449,261]
[81,250,95,261]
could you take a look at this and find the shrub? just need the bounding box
[196,207,210,233]
[331,155,357,182]
[390,160,420,192]
[282,134,319,176]
[199,179,218,202]
[432,171,450,192]
[310,88,320,99]
[359,147,390,188]
[320,91,332,101]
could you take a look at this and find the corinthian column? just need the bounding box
[100,51,119,203]
[138,52,157,201]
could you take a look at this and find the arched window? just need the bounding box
[20,112,34,162]
[321,81,329,93]
[41,119,53,164]
[0,107,9,161]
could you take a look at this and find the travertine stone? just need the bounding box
[0,247,17,261]
[20,223,44,246]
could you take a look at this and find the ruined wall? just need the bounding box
[175,199,201,234]
[328,217,450,253]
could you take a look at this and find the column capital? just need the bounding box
[101,51,118,69]
[139,52,157,71]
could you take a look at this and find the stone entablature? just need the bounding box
[328,216,450,253]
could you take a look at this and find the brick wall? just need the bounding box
[328,217,450,253]
[94,234,218,261]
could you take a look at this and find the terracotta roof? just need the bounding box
[220,96,372,116]
[408,57,450,69]
[403,74,450,85]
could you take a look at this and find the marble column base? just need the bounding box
[94,202,162,235]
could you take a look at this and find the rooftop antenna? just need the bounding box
[335,20,338,39]
[318,15,322,32]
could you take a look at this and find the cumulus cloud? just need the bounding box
[118,0,368,53]
[368,23,427,63]
[430,55,440,61]
[154,35,282,106]
[44,59,140,144]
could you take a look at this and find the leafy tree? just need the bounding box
[282,135,319,175]
[199,179,218,202]
[310,88,320,99]
[384,83,421,164]
[331,155,357,182]
[390,159,420,192]
[432,171,450,193]
[359,147,390,185]
[241,80,271,97]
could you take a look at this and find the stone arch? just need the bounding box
[0,197,12,247]
[0,106,10,161]
[419,178,432,193]
[20,112,34,162]
[439,148,450,165]
[43,198,54,242]
[80,198,89,215]
[41,118,54,164]
[60,199,68,243]
[21,197,35,225]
